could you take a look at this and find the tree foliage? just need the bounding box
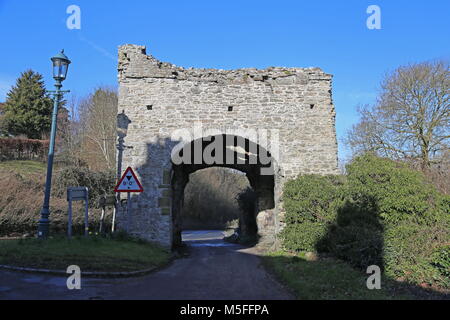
[1,70,53,139]
[346,60,450,169]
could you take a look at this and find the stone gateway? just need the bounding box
[116,44,339,249]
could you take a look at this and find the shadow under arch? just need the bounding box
[170,134,276,248]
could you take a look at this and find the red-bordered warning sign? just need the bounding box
[114,167,144,193]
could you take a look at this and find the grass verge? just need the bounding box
[262,251,449,300]
[0,236,171,273]
[0,160,46,175]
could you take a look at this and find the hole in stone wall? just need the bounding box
[310,104,315,110]
[228,106,234,112]
[147,105,153,111]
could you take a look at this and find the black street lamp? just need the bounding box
[38,50,71,239]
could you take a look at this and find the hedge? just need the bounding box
[281,154,450,288]
[0,138,49,161]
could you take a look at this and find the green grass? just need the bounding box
[262,251,443,300]
[0,160,46,175]
[0,236,171,272]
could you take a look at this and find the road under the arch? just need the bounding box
[0,231,293,300]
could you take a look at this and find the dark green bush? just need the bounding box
[282,221,329,253]
[281,154,450,288]
[346,155,448,225]
[316,200,384,270]
[344,155,449,287]
[383,222,449,287]
[53,166,115,206]
[432,245,450,280]
[281,175,346,252]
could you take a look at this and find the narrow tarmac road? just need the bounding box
[0,231,294,300]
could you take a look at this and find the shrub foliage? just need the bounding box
[281,175,345,252]
[53,166,116,205]
[282,154,450,288]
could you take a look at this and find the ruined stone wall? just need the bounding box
[117,44,339,248]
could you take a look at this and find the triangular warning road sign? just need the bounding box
[115,167,144,193]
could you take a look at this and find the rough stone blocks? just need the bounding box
[117,44,339,249]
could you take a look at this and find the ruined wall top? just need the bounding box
[118,44,332,84]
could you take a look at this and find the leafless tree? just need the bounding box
[57,95,83,164]
[346,60,449,170]
[78,87,117,171]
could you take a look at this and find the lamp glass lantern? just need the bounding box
[51,50,71,82]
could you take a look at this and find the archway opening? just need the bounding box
[182,167,250,231]
[171,134,276,249]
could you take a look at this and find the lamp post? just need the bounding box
[38,50,71,239]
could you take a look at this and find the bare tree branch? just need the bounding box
[346,60,449,169]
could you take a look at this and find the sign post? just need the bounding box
[114,167,144,233]
[127,192,132,232]
[67,187,89,238]
[98,196,117,233]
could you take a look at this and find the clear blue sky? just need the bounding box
[0,0,449,161]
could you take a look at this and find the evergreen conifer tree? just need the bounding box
[2,70,53,139]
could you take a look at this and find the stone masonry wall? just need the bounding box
[117,44,339,248]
